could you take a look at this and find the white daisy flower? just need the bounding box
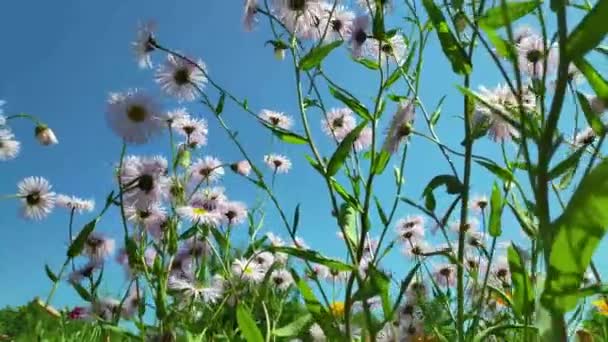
[220,201,248,226]
[171,110,209,146]
[231,258,266,283]
[121,155,170,210]
[91,298,120,321]
[264,154,292,174]
[56,194,95,213]
[309,323,326,341]
[190,186,227,212]
[266,232,285,246]
[574,127,597,147]
[273,0,324,40]
[474,84,535,142]
[106,89,164,145]
[382,100,415,154]
[132,21,156,69]
[168,276,224,304]
[189,156,224,184]
[270,269,294,290]
[251,251,275,269]
[155,54,208,102]
[243,0,259,32]
[357,0,393,13]
[83,233,115,261]
[354,126,373,151]
[319,4,355,42]
[176,205,222,227]
[349,15,370,58]
[321,108,357,140]
[259,109,294,130]
[0,128,20,161]
[516,34,558,78]
[368,34,407,64]
[17,176,56,220]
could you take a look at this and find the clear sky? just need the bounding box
[0,0,604,310]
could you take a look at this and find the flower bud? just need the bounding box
[35,124,58,146]
[274,46,286,61]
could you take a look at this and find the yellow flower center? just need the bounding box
[329,301,345,317]
[192,208,207,216]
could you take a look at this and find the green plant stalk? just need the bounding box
[534,1,569,340]
[44,259,70,306]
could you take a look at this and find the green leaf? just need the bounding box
[330,178,359,207]
[294,272,324,315]
[339,203,358,248]
[372,150,391,175]
[236,304,264,342]
[326,121,368,176]
[71,282,92,302]
[353,266,391,319]
[271,246,354,271]
[372,0,385,39]
[273,314,312,337]
[508,244,534,317]
[475,159,515,182]
[260,121,309,144]
[422,0,472,75]
[292,204,301,235]
[577,91,606,135]
[423,174,465,196]
[548,147,586,180]
[425,191,437,212]
[489,182,503,237]
[473,325,537,342]
[67,219,97,258]
[215,92,225,115]
[45,264,58,283]
[329,86,372,120]
[479,1,539,29]
[299,40,343,71]
[352,57,380,70]
[565,0,608,60]
[507,201,537,237]
[384,41,417,90]
[375,197,389,226]
[391,263,421,316]
[574,57,608,101]
[542,159,608,312]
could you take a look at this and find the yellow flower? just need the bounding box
[329,301,345,317]
[592,299,608,316]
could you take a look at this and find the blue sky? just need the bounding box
[0,0,604,310]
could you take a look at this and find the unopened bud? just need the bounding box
[35,124,58,146]
[274,47,286,61]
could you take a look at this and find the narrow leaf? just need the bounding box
[489,182,503,237]
[273,314,312,337]
[260,121,309,145]
[236,305,264,342]
[67,219,97,258]
[577,91,606,135]
[326,121,368,176]
[479,1,539,29]
[299,41,343,71]
[574,57,608,101]
[548,147,586,180]
[508,244,534,317]
[422,0,472,75]
[329,86,372,120]
[565,0,608,60]
[271,246,354,271]
[45,264,59,283]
